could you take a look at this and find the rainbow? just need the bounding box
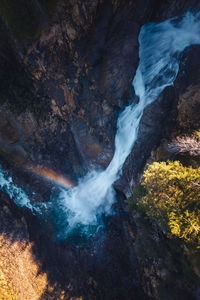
[27,165,75,189]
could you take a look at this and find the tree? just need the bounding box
[129,161,200,248]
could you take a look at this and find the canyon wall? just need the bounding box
[0,0,200,299]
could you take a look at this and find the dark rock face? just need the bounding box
[0,0,154,177]
[123,44,200,187]
[151,0,200,22]
[0,189,147,299]
[1,0,200,180]
[123,3,200,187]
[126,44,200,300]
[0,2,154,298]
[0,0,200,299]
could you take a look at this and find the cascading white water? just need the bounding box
[0,165,32,209]
[56,12,200,235]
[1,12,200,238]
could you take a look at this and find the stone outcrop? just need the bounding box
[0,0,200,299]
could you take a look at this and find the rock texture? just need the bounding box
[130,41,200,300]
[0,192,48,299]
[0,0,200,299]
[0,0,157,180]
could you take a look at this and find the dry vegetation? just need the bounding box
[165,134,200,156]
[0,234,47,299]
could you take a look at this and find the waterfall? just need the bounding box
[1,12,200,238]
[56,12,200,235]
[0,165,32,209]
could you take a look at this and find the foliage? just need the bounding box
[194,129,200,141]
[166,131,200,156]
[166,136,200,156]
[127,185,147,211]
[128,161,200,248]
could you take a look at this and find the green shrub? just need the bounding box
[194,129,200,141]
[128,161,200,249]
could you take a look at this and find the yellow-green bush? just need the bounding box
[128,161,200,248]
[194,129,200,141]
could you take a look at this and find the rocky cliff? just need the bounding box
[0,0,200,299]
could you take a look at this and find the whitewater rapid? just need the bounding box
[57,12,200,233]
[1,12,200,237]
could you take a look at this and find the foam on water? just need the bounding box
[1,12,200,238]
[56,12,200,237]
[0,165,32,209]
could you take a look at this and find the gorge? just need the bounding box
[0,0,200,299]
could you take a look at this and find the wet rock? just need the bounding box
[0,1,200,299]
[0,111,29,165]
[123,44,200,190]
[0,0,153,177]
